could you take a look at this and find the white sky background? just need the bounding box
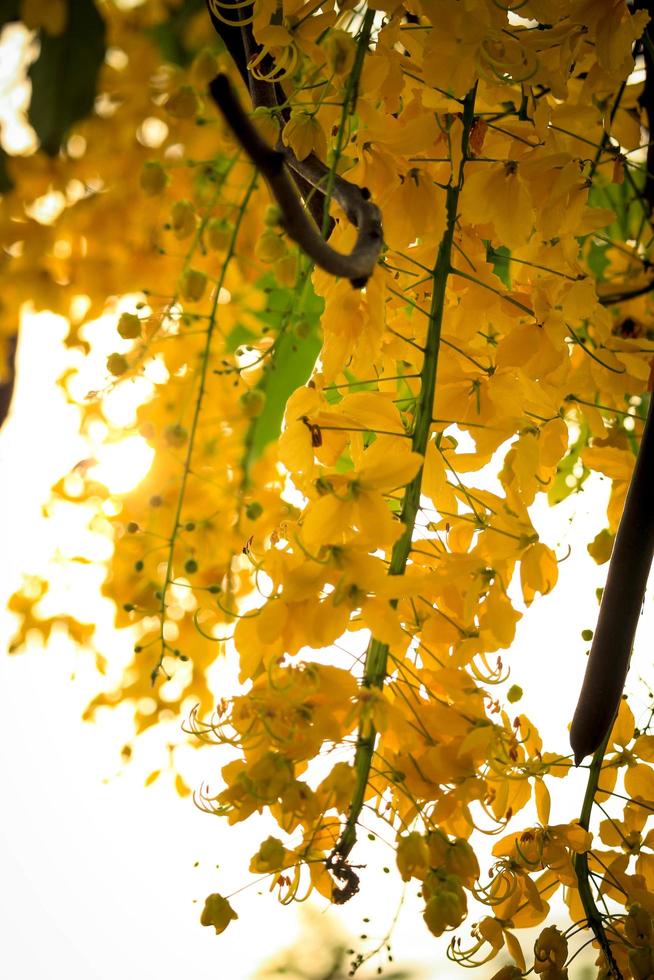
[1,314,652,980]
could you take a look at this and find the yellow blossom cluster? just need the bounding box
[4,0,654,975]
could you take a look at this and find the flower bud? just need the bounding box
[207,218,232,252]
[117,312,141,339]
[200,893,238,934]
[255,229,287,263]
[107,353,129,376]
[422,872,467,936]
[396,831,429,882]
[445,838,480,888]
[140,161,168,196]
[181,268,207,302]
[239,389,266,418]
[534,925,567,973]
[170,199,196,239]
[166,85,200,119]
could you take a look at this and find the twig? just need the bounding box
[326,84,478,895]
[573,729,623,979]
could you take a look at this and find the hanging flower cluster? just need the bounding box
[4,0,654,976]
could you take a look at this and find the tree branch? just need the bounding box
[573,728,624,980]
[0,333,17,428]
[570,392,654,764]
[209,74,382,286]
[204,0,332,232]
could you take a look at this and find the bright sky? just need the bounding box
[1,313,652,980]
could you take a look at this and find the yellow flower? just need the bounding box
[282,112,327,162]
[249,836,288,874]
[422,871,467,936]
[460,162,535,249]
[200,893,238,934]
[533,925,567,974]
[625,904,654,948]
[396,831,430,882]
[323,30,356,76]
[520,543,558,605]
[301,437,423,550]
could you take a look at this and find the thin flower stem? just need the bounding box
[319,9,374,237]
[153,173,258,682]
[328,84,478,890]
[573,727,624,980]
[449,266,534,314]
[208,75,382,285]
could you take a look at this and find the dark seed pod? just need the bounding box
[570,395,654,765]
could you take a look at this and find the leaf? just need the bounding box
[28,0,106,156]
[548,419,590,505]
[245,277,323,466]
[247,329,322,463]
[487,243,511,288]
[534,778,551,826]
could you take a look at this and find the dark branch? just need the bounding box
[570,392,654,764]
[204,0,331,231]
[598,275,654,306]
[0,333,17,428]
[209,75,383,286]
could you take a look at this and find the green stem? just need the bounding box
[329,87,478,878]
[153,172,258,681]
[320,9,375,236]
[573,727,623,979]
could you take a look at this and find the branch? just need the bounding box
[204,0,333,232]
[0,333,17,428]
[209,74,382,286]
[570,392,654,764]
[597,275,654,306]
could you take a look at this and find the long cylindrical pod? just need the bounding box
[570,393,654,765]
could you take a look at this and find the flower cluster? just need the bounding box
[4,0,654,975]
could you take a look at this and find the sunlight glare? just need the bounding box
[91,436,154,494]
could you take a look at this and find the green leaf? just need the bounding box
[486,243,511,289]
[585,238,610,282]
[237,272,323,473]
[28,0,106,156]
[248,328,321,463]
[548,418,590,505]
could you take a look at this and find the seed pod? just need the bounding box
[570,395,654,764]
